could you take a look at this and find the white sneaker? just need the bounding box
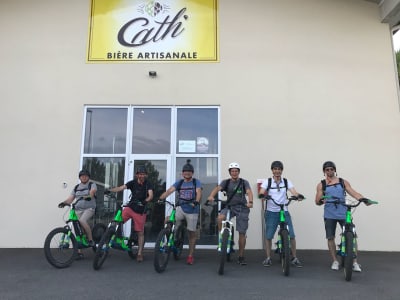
[331,260,339,270]
[353,262,362,272]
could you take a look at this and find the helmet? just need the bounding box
[136,166,147,174]
[228,162,240,171]
[182,159,194,172]
[271,161,284,170]
[323,161,336,171]
[78,169,90,178]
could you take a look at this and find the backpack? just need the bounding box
[74,181,97,199]
[265,177,288,198]
[176,178,197,201]
[321,177,346,196]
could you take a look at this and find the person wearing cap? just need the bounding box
[207,162,254,265]
[159,159,202,265]
[107,166,154,262]
[58,169,97,259]
[315,161,365,272]
[258,161,305,268]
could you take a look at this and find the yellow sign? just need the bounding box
[87,0,219,63]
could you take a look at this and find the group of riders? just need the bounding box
[59,159,369,272]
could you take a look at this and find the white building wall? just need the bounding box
[0,0,398,250]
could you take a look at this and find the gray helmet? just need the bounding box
[78,169,90,178]
[271,161,284,170]
[182,159,194,172]
[323,161,336,171]
[136,166,147,174]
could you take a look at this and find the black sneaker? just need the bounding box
[75,253,84,260]
[291,257,303,268]
[237,256,247,265]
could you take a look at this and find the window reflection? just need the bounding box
[82,157,125,225]
[132,108,171,154]
[176,108,218,154]
[84,108,127,154]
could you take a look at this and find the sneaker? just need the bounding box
[353,262,362,272]
[291,257,303,268]
[237,256,247,265]
[136,254,144,262]
[186,255,194,265]
[331,260,339,270]
[88,240,95,247]
[75,253,84,261]
[262,257,272,267]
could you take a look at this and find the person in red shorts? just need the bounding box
[108,166,153,262]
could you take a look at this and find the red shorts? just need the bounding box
[122,207,146,232]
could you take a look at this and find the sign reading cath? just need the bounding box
[87,0,219,63]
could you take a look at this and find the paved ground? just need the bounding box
[0,248,399,300]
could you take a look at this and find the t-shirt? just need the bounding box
[219,178,250,206]
[324,182,346,219]
[173,178,201,214]
[125,179,153,213]
[260,178,294,212]
[71,182,97,210]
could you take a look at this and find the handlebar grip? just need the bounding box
[360,198,378,205]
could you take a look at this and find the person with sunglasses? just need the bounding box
[315,161,365,272]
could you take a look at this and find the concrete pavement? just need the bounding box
[0,248,399,300]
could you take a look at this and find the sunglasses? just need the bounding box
[324,168,335,171]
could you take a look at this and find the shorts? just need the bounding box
[175,206,199,232]
[219,205,250,234]
[324,218,345,240]
[264,210,295,240]
[122,207,146,232]
[75,208,95,224]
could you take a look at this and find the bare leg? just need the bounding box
[238,233,246,257]
[290,238,297,258]
[188,230,196,256]
[265,239,272,258]
[137,231,144,255]
[328,238,338,262]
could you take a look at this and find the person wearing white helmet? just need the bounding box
[207,162,253,265]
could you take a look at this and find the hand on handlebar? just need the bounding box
[358,197,378,206]
[297,194,305,200]
[58,202,66,208]
[207,196,215,202]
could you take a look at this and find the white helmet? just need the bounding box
[228,162,240,171]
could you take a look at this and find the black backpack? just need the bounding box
[74,182,96,199]
[265,177,288,198]
[321,178,346,196]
